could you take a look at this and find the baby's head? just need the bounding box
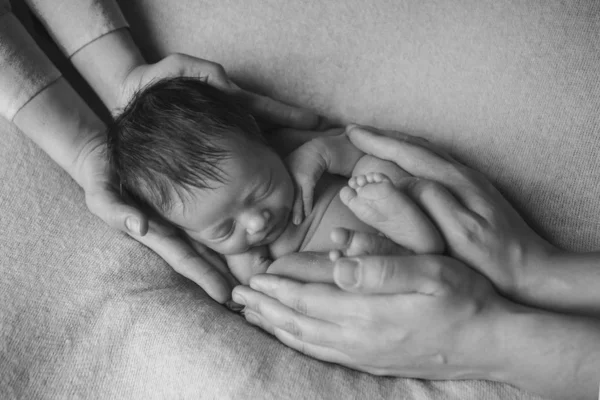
[108,77,294,255]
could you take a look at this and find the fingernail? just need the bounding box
[225,300,244,313]
[125,217,141,235]
[335,258,360,287]
[232,292,246,305]
[345,123,358,133]
[293,215,302,225]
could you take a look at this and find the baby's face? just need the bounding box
[166,137,294,255]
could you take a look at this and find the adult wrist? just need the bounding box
[70,28,145,112]
[509,239,559,309]
[494,303,600,399]
[455,296,526,383]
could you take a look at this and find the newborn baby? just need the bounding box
[108,77,443,285]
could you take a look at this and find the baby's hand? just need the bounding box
[284,140,329,225]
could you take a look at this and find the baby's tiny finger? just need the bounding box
[303,189,314,218]
[292,192,304,225]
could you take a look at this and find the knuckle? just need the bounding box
[455,212,487,245]
[283,319,303,339]
[421,257,449,294]
[293,297,309,315]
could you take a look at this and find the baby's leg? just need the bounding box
[342,172,444,254]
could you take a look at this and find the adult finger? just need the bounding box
[265,252,336,284]
[85,189,149,236]
[347,126,493,213]
[160,54,321,129]
[330,228,413,258]
[347,124,457,162]
[398,178,486,247]
[245,274,370,322]
[236,89,320,130]
[133,219,233,303]
[333,255,449,295]
[346,125,470,186]
[233,285,344,348]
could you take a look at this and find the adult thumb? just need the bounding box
[333,255,437,294]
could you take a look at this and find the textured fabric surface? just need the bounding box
[3,0,600,398]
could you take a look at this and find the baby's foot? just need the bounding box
[340,175,444,253]
[329,227,412,261]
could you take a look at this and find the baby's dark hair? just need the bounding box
[107,77,264,216]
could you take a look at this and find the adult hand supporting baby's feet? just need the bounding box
[230,127,600,400]
[341,125,557,308]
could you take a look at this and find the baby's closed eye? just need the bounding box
[211,220,236,241]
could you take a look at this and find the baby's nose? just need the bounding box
[246,210,271,235]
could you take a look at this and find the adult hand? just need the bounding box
[343,124,557,303]
[232,249,506,380]
[75,134,237,303]
[118,53,320,129]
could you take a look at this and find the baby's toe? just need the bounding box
[365,172,391,184]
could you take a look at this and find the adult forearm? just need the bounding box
[25,0,139,111]
[13,77,105,188]
[493,303,600,400]
[0,8,104,187]
[0,12,61,120]
[523,251,600,316]
[70,28,145,111]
